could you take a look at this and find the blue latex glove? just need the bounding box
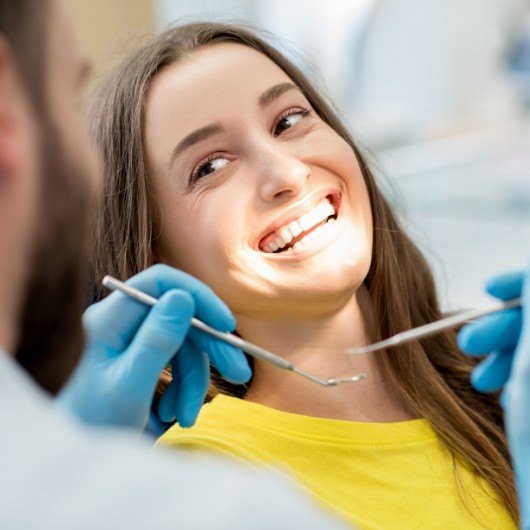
[58,264,251,433]
[458,266,529,528]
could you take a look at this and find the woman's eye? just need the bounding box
[273,108,310,137]
[192,156,230,182]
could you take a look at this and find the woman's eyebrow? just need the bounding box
[259,82,300,108]
[170,123,224,167]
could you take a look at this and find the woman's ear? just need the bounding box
[0,36,33,184]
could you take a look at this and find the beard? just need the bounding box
[14,118,93,395]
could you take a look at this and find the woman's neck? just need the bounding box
[234,286,415,422]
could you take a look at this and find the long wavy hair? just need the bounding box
[86,22,517,521]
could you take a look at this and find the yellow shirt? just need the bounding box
[158,395,515,530]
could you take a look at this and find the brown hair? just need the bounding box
[0,0,47,113]
[1,0,90,394]
[87,22,517,521]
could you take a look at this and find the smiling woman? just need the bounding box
[87,23,517,528]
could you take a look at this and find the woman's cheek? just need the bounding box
[189,222,230,271]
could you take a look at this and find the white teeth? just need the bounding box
[298,210,319,231]
[275,234,286,248]
[298,199,334,232]
[279,227,293,247]
[261,197,336,253]
[310,218,333,239]
[287,220,302,238]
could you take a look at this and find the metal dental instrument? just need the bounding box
[102,276,366,387]
[347,297,522,356]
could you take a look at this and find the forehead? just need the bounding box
[145,42,294,129]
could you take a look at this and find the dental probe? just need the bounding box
[102,276,366,387]
[347,297,522,356]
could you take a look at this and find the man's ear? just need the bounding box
[0,36,29,183]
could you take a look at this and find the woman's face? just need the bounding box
[144,42,373,319]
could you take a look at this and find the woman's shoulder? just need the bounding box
[156,394,278,464]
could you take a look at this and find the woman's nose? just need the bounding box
[258,148,310,202]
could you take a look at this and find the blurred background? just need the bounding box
[65,0,530,310]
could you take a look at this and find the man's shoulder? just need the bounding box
[0,360,346,529]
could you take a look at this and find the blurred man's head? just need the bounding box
[0,0,99,393]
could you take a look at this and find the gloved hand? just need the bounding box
[457,271,523,392]
[58,264,251,433]
[458,266,529,528]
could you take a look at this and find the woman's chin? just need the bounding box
[268,237,370,287]
[263,262,366,309]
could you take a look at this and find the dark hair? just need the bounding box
[0,0,47,113]
[87,22,518,521]
[1,0,90,394]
